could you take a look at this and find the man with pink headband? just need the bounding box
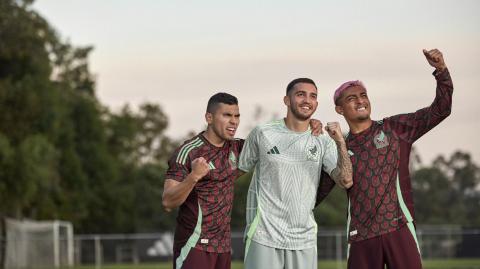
[333,49,453,269]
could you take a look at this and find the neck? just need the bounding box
[203,127,225,147]
[347,118,373,134]
[284,112,310,132]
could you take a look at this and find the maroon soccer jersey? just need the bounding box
[346,70,453,243]
[165,133,244,253]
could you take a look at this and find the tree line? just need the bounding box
[0,0,479,234]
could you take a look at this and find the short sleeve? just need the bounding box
[165,147,191,182]
[238,127,260,172]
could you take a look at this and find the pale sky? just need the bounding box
[33,0,480,165]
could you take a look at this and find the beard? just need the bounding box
[354,114,371,122]
[290,104,314,121]
[211,124,234,141]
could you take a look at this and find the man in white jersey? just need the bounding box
[238,78,353,269]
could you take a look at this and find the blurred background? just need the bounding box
[1,0,479,268]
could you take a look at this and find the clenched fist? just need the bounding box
[423,48,447,72]
[325,122,345,143]
[190,157,210,182]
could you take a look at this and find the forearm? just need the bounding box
[417,68,453,130]
[162,174,198,212]
[331,141,353,189]
[422,48,452,120]
[432,68,453,117]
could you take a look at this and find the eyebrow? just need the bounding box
[295,89,317,95]
[345,89,366,99]
[345,94,357,99]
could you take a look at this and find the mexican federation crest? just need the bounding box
[306,144,319,161]
[228,151,237,169]
[374,130,389,149]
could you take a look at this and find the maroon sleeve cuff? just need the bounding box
[433,68,450,81]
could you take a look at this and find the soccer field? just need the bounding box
[71,259,480,269]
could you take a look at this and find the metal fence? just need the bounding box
[73,226,480,266]
[2,226,480,267]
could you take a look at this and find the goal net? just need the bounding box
[4,219,74,268]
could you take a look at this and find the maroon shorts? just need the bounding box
[347,225,422,269]
[173,248,231,269]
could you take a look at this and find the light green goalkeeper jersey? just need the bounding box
[238,119,338,250]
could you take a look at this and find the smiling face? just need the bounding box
[284,82,318,121]
[335,85,371,123]
[206,103,240,141]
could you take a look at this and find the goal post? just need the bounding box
[4,218,74,268]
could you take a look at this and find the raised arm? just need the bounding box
[325,122,353,189]
[386,49,453,142]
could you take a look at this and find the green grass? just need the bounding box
[70,259,480,269]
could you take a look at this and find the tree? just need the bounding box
[0,0,64,220]
[0,0,181,233]
[413,151,480,226]
[106,103,173,166]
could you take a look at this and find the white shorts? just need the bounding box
[244,240,317,269]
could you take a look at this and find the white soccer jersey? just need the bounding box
[238,119,338,250]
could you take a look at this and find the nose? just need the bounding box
[305,95,315,104]
[230,116,239,126]
[358,96,369,105]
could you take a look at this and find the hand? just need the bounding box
[325,122,344,143]
[190,157,210,182]
[310,119,324,136]
[423,49,447,72]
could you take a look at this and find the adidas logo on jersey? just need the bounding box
[267,146,280,154]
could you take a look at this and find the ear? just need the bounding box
[283,95,289,106]
[335,105,344,115]
[205,112,213,125]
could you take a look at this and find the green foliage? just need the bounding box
[106,103,172,166]
[314,186,348,227]
[132,164,172,231]
[413,151,480,226]
[0,0,178,233]
[231,172,252,229]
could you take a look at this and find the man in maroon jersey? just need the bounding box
[162,92,243,269]
[333,49,453,269]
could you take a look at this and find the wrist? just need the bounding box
[187,172,201,183]
[335,139,347,147]
[436,65,447,73]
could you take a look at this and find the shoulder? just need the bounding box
[174,135,205,163]
[255,119,283,132]
[246,119,284,138]
[377,118,395,132]
[230,138,245,150]
[177,135,205,151]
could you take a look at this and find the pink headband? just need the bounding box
[333,80,366,105]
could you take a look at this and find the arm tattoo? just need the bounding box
[330,142,353,189]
